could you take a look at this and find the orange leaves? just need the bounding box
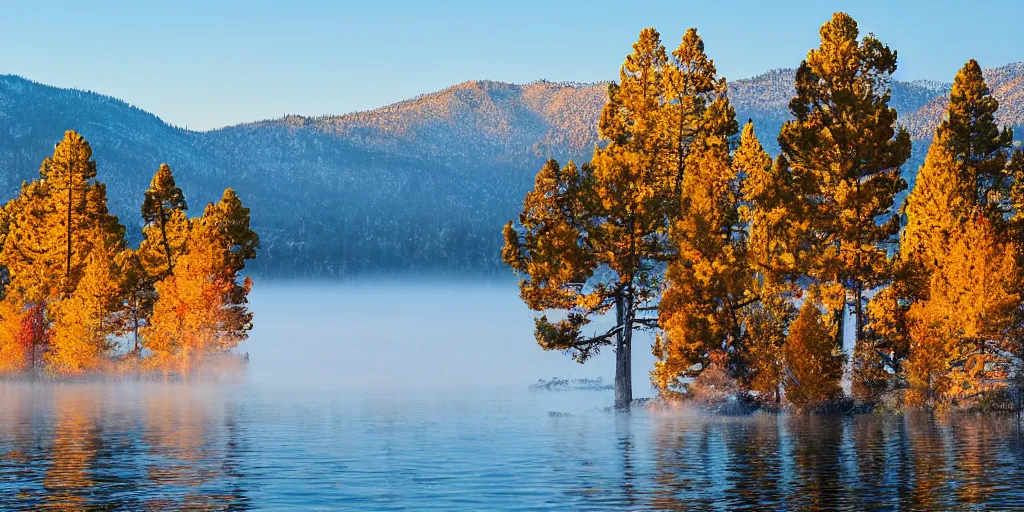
[784,301,845,408]
[142,211,251,377]
[0,132,257,379]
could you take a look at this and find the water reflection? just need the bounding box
[0,384,249,510]
[3,385,1024,510]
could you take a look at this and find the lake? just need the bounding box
[2,281,1024,510]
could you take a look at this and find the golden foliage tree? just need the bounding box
[777,13,911,400]
[506,28,729,409]
[900,60,1019,407]
[506,27,742,408]
[46,241,123,375]
[139,164,189,279]
[143,222,240,377]
[784,300,845,408]
[736,123,800,402]
[905,216,1020,406]
[653,104,744,396]
[0,131,257,378]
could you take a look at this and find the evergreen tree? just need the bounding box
[143,221,244,377]
[39,131,125,295]
[944,60,1014,217]
[139,209,190,280]
[658,28,732,211]
[653,102,744,395]
[46,240,123,375]
[784,300,845,408]
[505,28,732,409]
[200,189,258,343]
[200,188,259,274]
[777,12,911,399]
[905,216,1019,406]
[900,60,1018,406]
[115,248,151,354]
[140,164,188,278]
[736,123,800,400]
[1,180,59,304]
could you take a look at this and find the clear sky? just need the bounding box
[1,0,1020,130]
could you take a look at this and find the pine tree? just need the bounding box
[201,189,259,274]
[736,122,800,400]
[653,103,745,396]
[658,28,732,212]
[944,60,1014,217]
[505,28,733,409]
[905,216,1019,406]
[143,222,240,377]
[139,208,190,280]
[115,248,151,354]
[784,300,845,408]
[777,13,911,399]
[140,164,188,278]
[200,189,258,343]
[38,131,125,295]
[46,240,123,375]
[1,180,59,304]
[900,60,1018,406]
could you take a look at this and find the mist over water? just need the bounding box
[243,280,657,395]
[4,281,1024,509]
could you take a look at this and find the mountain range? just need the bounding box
[2,62,1023,277]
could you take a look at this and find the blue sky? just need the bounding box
[1,0,1020,130]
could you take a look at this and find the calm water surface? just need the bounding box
[3,384,1024,510]
[1,282,1024,510]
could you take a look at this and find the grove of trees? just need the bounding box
[0,130,258,378]
[504,12,1024,411]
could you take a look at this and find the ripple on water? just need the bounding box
[2,383,1024,510]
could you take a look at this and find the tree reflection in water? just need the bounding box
[0,383,250,510]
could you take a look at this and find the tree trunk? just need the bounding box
[854,282,864,352]
[66,160,73,285]
[614,294,633,411]
[158,203,174,275]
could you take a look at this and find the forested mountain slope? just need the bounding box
[1,63,1022,276]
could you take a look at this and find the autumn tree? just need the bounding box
[139,164,189,279]
[658,28,732,211]
[784,300,845,408]
[38,131,126,296]
[1,180,59,304]
[735,123,801,401]
[116,249,150,353]
[47,240,123,375]
[777,12,911,399]
[199,189,258,341]
[0,131,257,378]
[143,221,245,377]
[905,216,1019,406]
[505,28,733,409]
[653,100,743,396]
[899,60,1019,406]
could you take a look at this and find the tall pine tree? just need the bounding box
[777,13,911,400]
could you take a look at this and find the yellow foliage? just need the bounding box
[905,217,1020,407]
[784,300,845,408]
[139,208,190,280]
[45,241,122,376]
[143,220,248,378]
[0,300,28,375]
